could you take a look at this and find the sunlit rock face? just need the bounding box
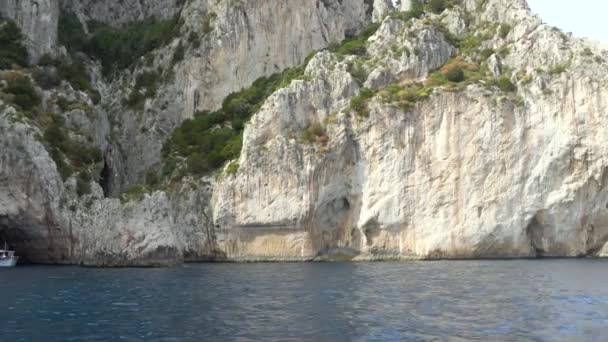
[213,0,608,260]
[102,0,375,192]
[3,0,608,265]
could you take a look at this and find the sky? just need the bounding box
[390,0,607,43]
[525,0,607,43]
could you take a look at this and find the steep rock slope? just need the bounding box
[107,0,374,190]
[213,0,608,260]
[0,0,59,61]
[0,0,379,265]
[60,0,182,27]
[2,0,608,265]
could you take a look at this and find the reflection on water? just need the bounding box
[1,260,607,341]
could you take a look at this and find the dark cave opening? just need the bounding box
[99,159,112,197]
[0,217,30,263]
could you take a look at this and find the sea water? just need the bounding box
[1,260,607,341]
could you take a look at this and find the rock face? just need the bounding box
[108,0,374,190]
[0,0,59,61]
[59,0,182,27]
[0,102,218,265]
[0,0,381,264]
[400,0,413,11]
[0,106,68,262]
[66,180,221,266]
[212,0,608,260]
[2,0,608,265]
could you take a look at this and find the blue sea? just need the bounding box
[1,260,607,341]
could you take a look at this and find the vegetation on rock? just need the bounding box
[0,18,29,69]
[3,76,40,111]
[58,10,183,77]
[161,19,386,179]
[161,61,309,177]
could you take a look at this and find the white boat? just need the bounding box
[0,242,18,267]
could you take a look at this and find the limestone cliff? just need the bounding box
[107,0,374,191]
[0,0,379,265]
[213,0,608,260]
[0,0,59,62]
[59,0,182,27]
[2,0,608,265]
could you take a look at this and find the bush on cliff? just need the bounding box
[43,113,102,180]
[4,76,40,111]
[163,61,310,177]
[0,19,29,69]
[58,10,183,77]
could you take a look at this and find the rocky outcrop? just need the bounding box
[373,0,394,23]
[66,179,220,266]
[0,0,59,61]
[109,0,377,190]
[59,0,182,27]
[400,0,413,11]
[3,0,608,265]
[0,106,68,262]
[0,101,218,265]
[212,0,608,260]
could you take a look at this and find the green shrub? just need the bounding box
[225,161,239,176]
[171,42,185,65]
[392,1,424,21]
[499,24,511,39]
[32,68,61,89]
[145,171,160,186]
[136,70,159,89]
[77,171,92,196]
[548,63,567,75]
[497,76,516,92]
[476,0,488,11]
[582,48,593,57]
[300,122,325,143]
[5,77,40,111]
[42,113,102,179]
[124,70,160,110]
[188,31,201,49]
[350,88,375,117]
[202,12,217,34]
[445,67,465,82]
[348,60,368,85]
[329,23,379,57]
[38,54,55,66]
[58,11,88,52]
[124,90,146,110]
[75,15,183,76]
[0,19,29,69]
[497,46,510,57]
[50,57,100,104]
[56,96,72,111]
[427,0,448,14]
[459,34,482,55]
[121,184,151,203]
[430,22,460,48]
[480,48,495,60]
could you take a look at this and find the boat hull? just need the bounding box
[0,256,18,267]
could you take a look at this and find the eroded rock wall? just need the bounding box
[0,0,59,61]
[212,0,608,260]
[109,0,375,190]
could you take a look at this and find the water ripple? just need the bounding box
[1,260,608,341]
